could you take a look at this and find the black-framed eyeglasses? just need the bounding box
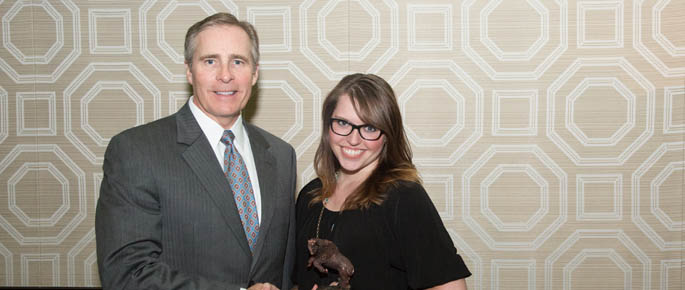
[330,118,383,141]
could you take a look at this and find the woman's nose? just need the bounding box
[346,128,363,145]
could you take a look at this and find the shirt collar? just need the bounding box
[188,96,247,148]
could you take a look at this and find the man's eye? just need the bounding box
[233,59,244,65]
[205,59,215,65]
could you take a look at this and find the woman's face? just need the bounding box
[328,94,385,177]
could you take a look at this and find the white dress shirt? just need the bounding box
[188,96,262,222]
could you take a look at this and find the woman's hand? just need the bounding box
[290,284,319,290]
[426,278,467,290]
[309,281,338,290]
[248,282,279,290]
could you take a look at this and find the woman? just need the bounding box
[293,73,471,289]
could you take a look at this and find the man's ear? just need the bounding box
[251,65,259,86]
[185,62,193,85]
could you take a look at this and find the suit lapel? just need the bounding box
[244,123,277,266]
[176,104,252,255]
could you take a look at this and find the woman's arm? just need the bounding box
[426,278,467,290]
[392,183,472,290]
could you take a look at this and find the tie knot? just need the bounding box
[220,130,235,145]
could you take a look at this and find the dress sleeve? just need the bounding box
[391,182,471,289]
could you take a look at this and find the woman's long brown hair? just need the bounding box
[310,73,420,210]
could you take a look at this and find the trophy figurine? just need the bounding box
[307,238,355,289]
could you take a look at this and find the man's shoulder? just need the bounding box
[111,113,177,142]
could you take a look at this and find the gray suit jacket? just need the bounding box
[96,103,297,290]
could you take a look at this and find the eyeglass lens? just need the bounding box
[330,119,382,140]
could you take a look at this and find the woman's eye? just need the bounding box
[363,126,378,132]
[336,119,349,126]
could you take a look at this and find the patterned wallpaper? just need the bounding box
[0,0,683,288]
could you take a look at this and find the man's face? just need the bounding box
[185,24,259,129]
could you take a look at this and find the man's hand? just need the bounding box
[248,282,279,290]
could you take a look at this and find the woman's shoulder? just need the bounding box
[385,180,427,202]
[302,178,322,193]
[379,180,432,214]
[296,178,322,206]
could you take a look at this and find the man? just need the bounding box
[96,12,296,290]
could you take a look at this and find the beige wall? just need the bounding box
[0,0,683,288]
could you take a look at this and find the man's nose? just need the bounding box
[217,66,233,82]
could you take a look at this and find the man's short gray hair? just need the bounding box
[184,12,259,70]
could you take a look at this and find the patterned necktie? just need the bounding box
[221,130,259,252]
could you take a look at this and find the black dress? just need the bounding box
[293,179,471,289]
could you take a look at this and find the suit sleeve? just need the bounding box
[95,133,244,290]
